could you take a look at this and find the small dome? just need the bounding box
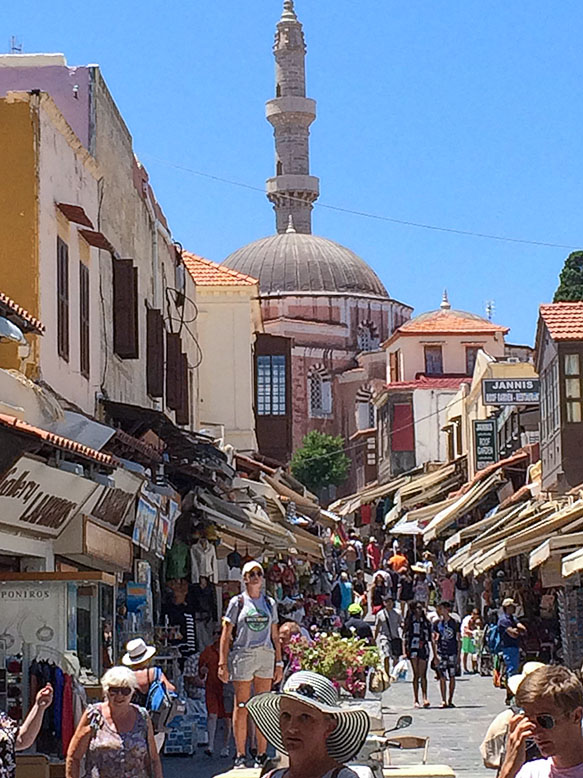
[222,232,389,297]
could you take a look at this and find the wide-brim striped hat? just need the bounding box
[246,671,370,763]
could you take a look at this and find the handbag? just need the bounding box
[369,667,390,693]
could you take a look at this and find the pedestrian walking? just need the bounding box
[398,567,415,616]
[370,572,387,615]
[366,536,382,572]
[388,545,408,573]
[66,667,163,778]
[198,631,233,758]
[374,596,403,676]
[247,670,369,778]
[331,571,353,618]
[342,603,374,642]
[454,572,470,617]
[403,601,432,709]
[341,539,358,576]
[412,567,430,607]
[218,560,283,770]
[122,638,176,704]
[498,598,527,679]
[432,601,461,708]
[0,683,52,778]
[498,665,583,778]
[461,608,480,674]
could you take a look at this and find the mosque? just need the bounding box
[222,1,412,491]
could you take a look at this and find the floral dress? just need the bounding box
[0,713,18,778]
[84,703,151,778]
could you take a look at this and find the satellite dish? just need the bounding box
[0,317,26,345]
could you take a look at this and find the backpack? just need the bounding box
[487,624,502,655]
[145,667,176,733]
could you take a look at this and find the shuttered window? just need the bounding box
[79,262,90,378]
[57,237,69,361]
[175,352,190,426]
[112,259,139,359]
[166,333,182,411]
[392,403,415,452]
[146,308,164,397]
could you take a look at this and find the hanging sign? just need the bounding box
[0,456,98,537]
[482,378,540,406]
[473,419,498,471]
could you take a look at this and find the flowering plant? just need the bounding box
[285,631,379,697]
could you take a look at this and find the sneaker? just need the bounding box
[254,753,268,769]
[233,756,247,770]
[220,747,230,758]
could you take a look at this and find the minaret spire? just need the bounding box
[266,1,319,234]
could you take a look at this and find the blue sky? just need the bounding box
[4,1,583,345]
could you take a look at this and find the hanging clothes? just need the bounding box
[190,539,218,583]
[361,504,372,525]
[61,674,74,757]
[165,540,191,580]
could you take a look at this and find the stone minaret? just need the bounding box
[266,0,319,234]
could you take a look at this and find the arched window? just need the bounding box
[308,365,332,417]
[356,386,376,430]
[276,160,283,176]
[357,321,380,352]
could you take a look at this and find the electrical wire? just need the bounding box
[141,152,581,251]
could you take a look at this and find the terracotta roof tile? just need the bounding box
[386,376,473,391]
[539,302,583,341]
[398,310,508,335]
[182,251,258,287]
[0,291,45,334]
[0,413,117,467]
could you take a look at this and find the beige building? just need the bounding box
[183,252,262,452]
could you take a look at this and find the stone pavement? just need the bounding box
[161,672,505,778]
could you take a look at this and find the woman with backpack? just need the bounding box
[219,560,283,770]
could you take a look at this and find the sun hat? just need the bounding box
[507,662,545,696]
[347,602,363,616]
[502,598,516,608]
[242,560,263,577]
[122,638,157,667]
[411,564,426,574]
[247,670,370,762]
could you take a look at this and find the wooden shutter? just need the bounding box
[146,308,164,397]
[392,403,414,452]
[166,333,182,410]
[79,262,90,378]
[112,259,139,359]
[175,352,190,426]
[57,237,69,361]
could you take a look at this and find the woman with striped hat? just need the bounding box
[247,670,370,778]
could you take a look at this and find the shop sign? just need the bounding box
[0,456,98,537]
[482,378,540,406]
[0,581,66,653]
[473,419,498,471]
[82,468,143,531]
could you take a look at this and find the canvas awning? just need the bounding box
[423,471,504,542]
[390,516,423,535]
[444,503,526,552]
[562,547,583,578]
[529,533,583,570]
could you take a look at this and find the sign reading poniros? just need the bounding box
[482,378,540,406]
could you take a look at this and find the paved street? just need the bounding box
[162,672,504,777]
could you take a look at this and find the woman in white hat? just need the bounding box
[122,638,175,705]
[247,670,369,778]
[218,560,283,770]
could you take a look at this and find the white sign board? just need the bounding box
[0,581,67,654]
[0,456,98,537]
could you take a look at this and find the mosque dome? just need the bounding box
[222,229,389,298]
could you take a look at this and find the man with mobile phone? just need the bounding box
[499,665,583,777]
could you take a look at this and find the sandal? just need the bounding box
[414,701,421,708]
[423,700,430,708]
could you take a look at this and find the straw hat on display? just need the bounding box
[122,638,157,667]
[246,670,370,762]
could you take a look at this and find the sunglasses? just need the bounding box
[108,687,132,697]
[516,708,563,730]
[248,570,263,578]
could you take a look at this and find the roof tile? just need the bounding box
[398,310,508,335]
[0,413,117,467]
[539,302,583,341]
[183,251,258,287]
[386,376,473,391]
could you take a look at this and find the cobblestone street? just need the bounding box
[162,672,504,778]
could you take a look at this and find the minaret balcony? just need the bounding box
[266,174,319,198]
[266,96,316,125]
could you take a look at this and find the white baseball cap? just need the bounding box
[242,560,263,576]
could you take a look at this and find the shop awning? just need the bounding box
[398,461,464,510]
[391,516,423,535]
[328,472,418,517]
[444,503,526,552]
[194,491,249,529]
[562,547,583,578]
[529,533,583,570]
[423,471,504,542]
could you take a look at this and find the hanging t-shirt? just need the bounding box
[517,758,583,777]
[224,592,277,650]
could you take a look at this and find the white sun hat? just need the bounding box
[122,637,157,667]
[246,670,370,763]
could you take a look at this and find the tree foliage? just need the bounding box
[290,430,350,493]
[554,251,583,302]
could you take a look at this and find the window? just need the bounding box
[308,366,332,417]
[541,358,560,437]
[466,346,480,376]
[57,237,69,361]
[276,160,283,176]
[79,262,90,378]
[356,386,376,430]
[424,345,443,375]
[257,355,286,416]
[392,403,414,451]
[564,354,583,423]
[112,258,139,359]
[357,322,380,352]
[389,350,401,383]
[147,309,165,398]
